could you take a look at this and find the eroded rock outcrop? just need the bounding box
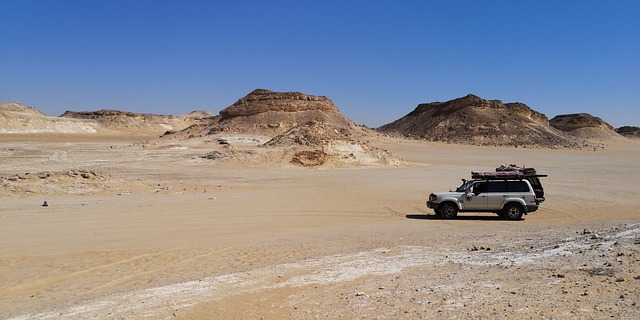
[615,126,640,139]
[175,89,401,167]
[377,94,588,148]
[550,113,624,141]
[178,89,354,138]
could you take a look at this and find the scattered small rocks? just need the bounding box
[1,169,111,195]
[469,246,491,251]
[588,268,617,277]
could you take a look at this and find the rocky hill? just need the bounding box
[615,126,640,139]
[173,89,355,139]
[549,113,625,141]
[377,94,589,148]
[168,89,401,168]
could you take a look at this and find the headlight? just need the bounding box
[429,194,437,202]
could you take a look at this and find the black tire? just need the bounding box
[502,203,523,220]
[433,208,441,216]
[440,203,458,219]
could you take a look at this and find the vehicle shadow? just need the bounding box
[406,214,521,221]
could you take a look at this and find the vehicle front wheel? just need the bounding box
[433,208,441,216]
[440,203,458,219]
[502,203,523,220]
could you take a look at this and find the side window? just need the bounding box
[473,182,487,194]
[506,181,530,192]
[486,181,506,193]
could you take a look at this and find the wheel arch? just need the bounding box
[502,199,527,213]
[441,199,463,210]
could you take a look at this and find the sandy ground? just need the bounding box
[1,134,639,319]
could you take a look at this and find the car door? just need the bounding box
[463,181,488,210]
[486,181,507,210]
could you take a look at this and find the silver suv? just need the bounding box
[427,170,544,220]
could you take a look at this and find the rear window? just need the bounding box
[527,177,542,189]
[506,181,530,192]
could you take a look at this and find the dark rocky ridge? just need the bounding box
[615,126,640,139]
[377,94,588,148]
[549,113,613,131]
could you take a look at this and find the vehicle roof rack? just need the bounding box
[471,171,525,180]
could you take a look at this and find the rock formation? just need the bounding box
[175,89,355,138]
[615,126,640,139]
[172,89,401,167]
[549,113,624,141]
[377,94,587,148]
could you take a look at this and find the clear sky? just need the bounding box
[1,0,639,127]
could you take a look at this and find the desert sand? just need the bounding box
[1,131,639,320]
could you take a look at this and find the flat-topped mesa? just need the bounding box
[219,89,340,120]
[175,89,357,138]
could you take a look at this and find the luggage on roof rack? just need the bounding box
[471,171,525,180]
[495,164,547,177]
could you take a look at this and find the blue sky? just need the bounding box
[1,1,639,127]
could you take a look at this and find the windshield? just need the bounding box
[456,180,473,192]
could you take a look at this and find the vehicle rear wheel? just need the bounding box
[502,203,523,220]
[440,203,458,219]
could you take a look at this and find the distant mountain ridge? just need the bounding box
[0,102,207,135]
[1,93,636,149]
[61,109,211,132]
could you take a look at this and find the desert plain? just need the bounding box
[1,129,639,320]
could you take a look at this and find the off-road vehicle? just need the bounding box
[426,166,547,220]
